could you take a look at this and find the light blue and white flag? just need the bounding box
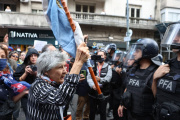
[43,0,91,67]
[43,0,76,57]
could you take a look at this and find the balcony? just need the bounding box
[0,11,157,30]
[71,12,158,30]
[0,11,49,29]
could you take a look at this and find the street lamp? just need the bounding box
[125,0,131,51]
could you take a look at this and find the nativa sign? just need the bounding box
[9,29,55,39]
[10,31,38,38]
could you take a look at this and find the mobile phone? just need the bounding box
[80,70,86,77]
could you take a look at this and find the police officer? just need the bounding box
[152,22,180,120]
[91,46,99,55]
[104,43,117,64]
[118,38,159,120]
[104,43,116,116]
[110,50,128,120]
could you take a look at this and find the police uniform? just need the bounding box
[119,38,159,120]
[153,22,180,120]
[111,62,128,120]
[125,64,158,120]
[154,58,180,120]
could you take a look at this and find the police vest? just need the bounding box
[126,64,157,114]
[156,60,180,105]
[89,65,110,98]
[100,65,110,96]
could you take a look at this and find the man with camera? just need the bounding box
[87,50,112,120]
[13,48,39,118]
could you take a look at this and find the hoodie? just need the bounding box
[13,48,39,84]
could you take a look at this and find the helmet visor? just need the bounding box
[112,51,123,62]
[161,23,180,48]
[123,44,143,67]
[104,44,111,53]
[104,43,116,53]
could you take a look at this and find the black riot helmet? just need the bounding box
[125,38,159,64]
[104,43,117,53]
[161,22,180,51]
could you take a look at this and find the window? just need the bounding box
[75,4,95,19]
[168,12,180,22]
[131,8,135,17]
[32,9,43,14]
[76,4,81,12]
[136,9,140,18]
[0,4,3,11]
[32,9,37,13]
[90,6,95,13]
[128,5,141,18]
[83,5,88,12]
[75,4,95,13]
[161,13,165,22]
[0,3,16,12]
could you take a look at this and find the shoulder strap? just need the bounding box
[145,64,157,74]
[144,64,157,87]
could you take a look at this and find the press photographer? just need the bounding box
[87,50,112,120]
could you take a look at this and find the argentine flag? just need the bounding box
[43,0,76,58]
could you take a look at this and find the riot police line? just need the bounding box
[89,22,180,120]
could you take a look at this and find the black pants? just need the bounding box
[128,111,154,120]
[108,90,113,111]
[89,96,108,120]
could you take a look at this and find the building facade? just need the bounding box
[1,0,179,52]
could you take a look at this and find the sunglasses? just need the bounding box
[12,55,18,58]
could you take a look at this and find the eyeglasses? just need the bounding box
[12,55,18,58]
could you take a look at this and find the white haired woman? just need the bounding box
[26,43,89,120]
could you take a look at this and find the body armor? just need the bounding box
[154,58,180,120]
[126,64,157,114]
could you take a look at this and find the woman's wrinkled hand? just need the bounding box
[75,42,90,64]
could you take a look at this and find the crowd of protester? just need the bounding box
[0,22,180,120]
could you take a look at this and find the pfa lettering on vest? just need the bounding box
[157,79,176,93]
[128,79,140,87]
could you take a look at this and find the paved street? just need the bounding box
[17,94,113,120]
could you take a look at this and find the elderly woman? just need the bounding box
[26,43,89,120]
[9,51,19,62]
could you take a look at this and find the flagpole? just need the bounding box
[61,0,102,95]
[60,0,76,32]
